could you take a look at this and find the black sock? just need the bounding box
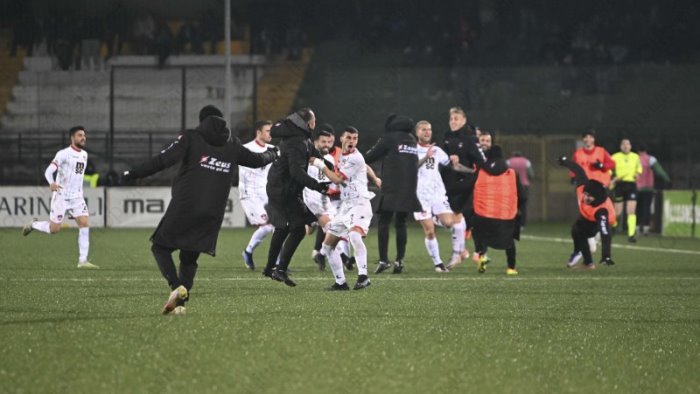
[178,250,199,292]
[151,243,181,290]
[506,246,516,269]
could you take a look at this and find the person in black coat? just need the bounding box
[262,108,329,286]
[441,107,486,263]
[122,105,278,314]
[365,114,422,274]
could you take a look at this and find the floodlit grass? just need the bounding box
[2,223,699,393]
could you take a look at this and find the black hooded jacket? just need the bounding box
[441,123,486,193]
[127,115,277,255]
[365,115,421,213]
[266,113,325,201]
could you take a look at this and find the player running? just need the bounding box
[320,127,375,290]
[610,138,643,242]
[239,120,275,270]
[413,120,461,272]
[22,126,98,269]
[304,127,337,271]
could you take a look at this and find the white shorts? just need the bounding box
[50,194,89,223]
[413,196,452,221]
[240,197,269,225]
[327,199,373,238]
[303,190,336,218]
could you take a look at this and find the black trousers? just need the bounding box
[571,217,611,264]
[264,224,306,273]
[377,210,408,262]
[636,190,654,228]
[151,243,199,303]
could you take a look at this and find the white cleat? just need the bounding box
[162,285,188,315]
[77,261,99,269]
[22,222,34,236]
[172,306,187,315]
[567,252,583,268]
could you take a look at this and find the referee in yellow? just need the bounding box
[611,138,643,242]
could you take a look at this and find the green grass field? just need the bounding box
[2,223,699,393]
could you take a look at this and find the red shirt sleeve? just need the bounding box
[601,150,615,171]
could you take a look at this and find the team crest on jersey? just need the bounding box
[200,155,232,173]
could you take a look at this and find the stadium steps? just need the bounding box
[0,32,24,118]
[248,48,313,122]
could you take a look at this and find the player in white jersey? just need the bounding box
[304,127,337,270]
[412,120,467,272]
[22,126,98,269]
[239,120,275,270]
[318,127,374,290]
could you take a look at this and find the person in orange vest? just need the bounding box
[471,146,525,275]
[558,155,617,270]
[571,129,615,253]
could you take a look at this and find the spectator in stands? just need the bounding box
[176,19,204,55]
[132,12,155,55]
[79,17,103,70]
[154,23,173,69]
[103,1,128,60]
[507,151,534,227]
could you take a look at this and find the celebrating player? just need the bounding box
[22,126,98,269]
[305,127,337,270]
[239,120,275,270]
[321,127,374,290]
[559,155,617,269]
[571,129,615,252]
[413,120,460,272]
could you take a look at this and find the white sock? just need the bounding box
[32,221,51,234]
[348,231,368,276]
[451,218,466,257]
[78,227,89,263]
[587,237,597,253]
[425,237,442,265]
[246,224,274,253]
[323,243,345,284]
[338,238,350,257]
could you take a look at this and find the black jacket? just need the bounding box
[441,124,486,193]
[266,113,324,227]
[128,116,276,255]
[365,115,421,213]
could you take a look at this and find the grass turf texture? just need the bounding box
[2,223,699,393]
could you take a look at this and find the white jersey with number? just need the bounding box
[338,149,374,202]
[416,144,449,203]
[51,146,88,200]
[239,140,274,200]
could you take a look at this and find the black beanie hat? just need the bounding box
[199,105,224,122]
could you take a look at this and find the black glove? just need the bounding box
[600,257,615,266]
[558,156,568,166]
[266,146,280,158]
[313,181,332,194]
[591,160,604,170]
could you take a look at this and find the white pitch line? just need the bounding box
[520,235,700,256]
[1,276,699,282]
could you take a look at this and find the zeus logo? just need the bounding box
[207,157,231,169]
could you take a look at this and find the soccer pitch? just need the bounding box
[2,223,699,393]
